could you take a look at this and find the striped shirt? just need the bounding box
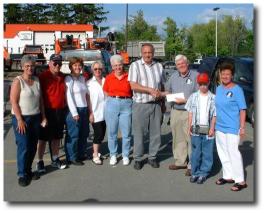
[185,90,216,127]
[128,58,166,103]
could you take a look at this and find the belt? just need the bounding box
[110,96,132,99]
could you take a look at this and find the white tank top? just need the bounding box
[11,76,41,116]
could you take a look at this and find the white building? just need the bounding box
[4,24,94,59]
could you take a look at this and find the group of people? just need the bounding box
[10,43,248,192]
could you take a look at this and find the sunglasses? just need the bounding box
[94,68,102,71]
[53,61,62,66]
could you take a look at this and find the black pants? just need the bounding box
[92,121,106,144]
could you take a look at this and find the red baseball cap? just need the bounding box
[197,73,209,84]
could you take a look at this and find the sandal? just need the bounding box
[231,183,248,191]
[92,156,102,165]
[215,178,235,185]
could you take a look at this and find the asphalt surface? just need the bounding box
[3,105,254,202]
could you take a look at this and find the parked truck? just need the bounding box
[127,41,165,62]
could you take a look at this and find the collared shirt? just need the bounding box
[185,90,216,128]
[87,76,105,122]
[39,69,66,109]
[65,75,88,117]
[103,71,132,97]
[165,70,199,110]
[128,58,166,103]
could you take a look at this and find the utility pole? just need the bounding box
[213,7,220,57]
[125,4,128,51]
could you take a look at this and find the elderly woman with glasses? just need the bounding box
[10,55,47,187]
[103,54,133,166]
[87,61,106,165]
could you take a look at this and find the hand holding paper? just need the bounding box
[166,93,185,102]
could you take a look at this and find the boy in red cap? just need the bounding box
[185,72,216,184]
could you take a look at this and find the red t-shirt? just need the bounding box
[39,69,66,109]
[103,71,132,97]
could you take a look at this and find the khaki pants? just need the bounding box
[170,109,191,169]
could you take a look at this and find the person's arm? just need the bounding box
[39,94,47,127]
[239,109,246,139]
[129,81,159,98]
[87,93,94,123]
[188,112,193,136]
[208,116,216,137]
[65,76,79,121]
[185,95,193,136]
[10,78,26,134]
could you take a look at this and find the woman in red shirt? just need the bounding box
[103,54,132,166]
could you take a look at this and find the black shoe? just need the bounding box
[148,159,159,168]
[134,161,143,170]
[197,176,207,184]
[190,175,199,183]
[51,158,67,169]
[36,160,46,173]
[70,160,84,166]
[18,177,30,187]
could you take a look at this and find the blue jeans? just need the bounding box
[191,135,214,177]
[105,97,132,158]
[12,114,40,177]
[65,107,89,161]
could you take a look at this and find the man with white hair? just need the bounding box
[165,54,199,176]
[128,43,167,170]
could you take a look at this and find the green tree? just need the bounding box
[189,15,253,57]
[163,17,193,60]
[48,4,71,24]
[4,4,24,24]
[68,4,109,32]
[21,4,50,23]
[127,10,160,41]
[220,15,249,56]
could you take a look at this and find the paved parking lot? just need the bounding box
[3,107,254,202]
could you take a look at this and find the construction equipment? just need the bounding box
[22,45,46,65]
[55,35,81,54]
[85,34,130,65]
[4,47,12,71]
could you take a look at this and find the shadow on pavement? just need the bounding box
[239,140,254,181]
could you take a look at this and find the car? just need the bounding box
[198,56,254,126]
[162,61,175,70]
[194,58,202,64]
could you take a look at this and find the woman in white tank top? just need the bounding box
[10,55,46,187]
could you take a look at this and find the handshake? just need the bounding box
[149,88,168,100]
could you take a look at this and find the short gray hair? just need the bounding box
[21,55,36,66]
[91,61,103,70]
[175,54,188,63]
[110,54,123,66]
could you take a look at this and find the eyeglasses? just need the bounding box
[94,68,102,71]
[24,65,35,68]
[53,61,62,66]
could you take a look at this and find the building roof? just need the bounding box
[4,24,93,38]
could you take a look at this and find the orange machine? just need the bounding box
[55,35,81,54]
[86,37,129,65]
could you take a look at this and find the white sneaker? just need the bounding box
[109,155,117,166]
[123,157,130,166]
